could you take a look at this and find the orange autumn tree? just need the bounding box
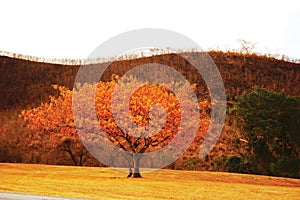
[21,75,210,177]
[20,85,89,166]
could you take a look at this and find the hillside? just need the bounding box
[0,51,299,177]
[0,163,299,199]
[0,51,299,110]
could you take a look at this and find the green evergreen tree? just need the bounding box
[233,87,299,178]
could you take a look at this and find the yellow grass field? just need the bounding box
[0,163,299,200]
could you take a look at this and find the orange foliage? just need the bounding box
[20,76,210,154]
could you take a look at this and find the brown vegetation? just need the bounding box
[0,51,299,175]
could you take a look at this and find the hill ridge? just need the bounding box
[1,51,299,110]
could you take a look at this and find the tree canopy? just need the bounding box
[20,75,210,177]
[234,87,300,177]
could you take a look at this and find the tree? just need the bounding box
[21,76,210,178]
[233,87,300,177]
[20,85,89,166]
[238,39,256,54]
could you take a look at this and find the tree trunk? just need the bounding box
[132,154,142,178]
[66,149,78,166]
[127,153,133,177]
[127,168,133,178]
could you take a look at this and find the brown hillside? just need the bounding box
[0,51,299,110]
[0,51,299,176]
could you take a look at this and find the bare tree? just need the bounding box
[238,39,256,54]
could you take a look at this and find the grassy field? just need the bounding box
[0,163,299,200]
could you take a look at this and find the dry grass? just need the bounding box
[0,163,299,200]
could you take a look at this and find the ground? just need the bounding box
[0,163,299,200]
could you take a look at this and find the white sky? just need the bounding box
[0,0,299,60]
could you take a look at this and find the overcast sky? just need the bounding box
[0,0,299,60]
